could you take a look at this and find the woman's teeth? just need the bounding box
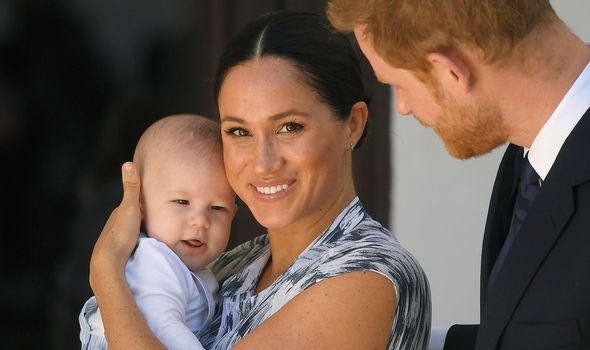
[256,184,289,194]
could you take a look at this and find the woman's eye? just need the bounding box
[175,199,190,205]
[278,122,303,134]
[227,128,250,137]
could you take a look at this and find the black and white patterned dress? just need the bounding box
[200,197,431,349]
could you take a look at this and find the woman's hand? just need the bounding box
[90,162,142,290]
[87,162,165,349]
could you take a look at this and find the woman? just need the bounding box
[89,10,431,349]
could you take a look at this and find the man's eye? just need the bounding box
[278,122,303,134]
[226,128,250,137]
[175,199,190,205]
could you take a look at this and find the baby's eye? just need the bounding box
[226,128,250,137]
[175,199,190,205]
[278,122,303,134]
[211,205,226,211]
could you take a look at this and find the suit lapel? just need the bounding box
[480,145,521,302]
[476,108,590,349]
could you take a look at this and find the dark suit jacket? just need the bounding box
[444,107,590,350]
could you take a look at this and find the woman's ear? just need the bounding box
[347,101,369,148]
[427,51,472,94]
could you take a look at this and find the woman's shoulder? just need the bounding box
[306,214,429,293]
[305,214,431,346]
[318,210,411,259]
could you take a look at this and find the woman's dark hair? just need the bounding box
[214,10,369,147]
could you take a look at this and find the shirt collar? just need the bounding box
[527,61,590,180]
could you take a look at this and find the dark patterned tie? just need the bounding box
[488,154,541,290]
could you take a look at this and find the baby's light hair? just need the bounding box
[133,114,222,176]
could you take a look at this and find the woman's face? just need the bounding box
[218,57,356,235]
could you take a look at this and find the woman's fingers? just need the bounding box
[120,162,141,210]
[118,162,142,236]
[90,162,142,288]
[105,162,141,258]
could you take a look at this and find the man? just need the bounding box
[328,1,590,349]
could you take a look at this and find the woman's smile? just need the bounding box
[255,183,289,195]
[251,180,295,202]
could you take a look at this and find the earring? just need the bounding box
[349,142,355,151]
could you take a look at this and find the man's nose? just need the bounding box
[394,87,412,116]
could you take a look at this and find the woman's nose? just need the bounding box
[254,137,282,174]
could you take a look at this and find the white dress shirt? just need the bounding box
[527,61,590,180]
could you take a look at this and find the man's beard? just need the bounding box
[433,93,509,160]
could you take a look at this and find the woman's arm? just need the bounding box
[233,271,397,350]
[89,163,165,350]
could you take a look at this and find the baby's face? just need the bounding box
[141,150,236,272]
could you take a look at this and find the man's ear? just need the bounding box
[347,101,369,148]
[427,52,472,93]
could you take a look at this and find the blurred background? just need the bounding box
[0,1,391,348]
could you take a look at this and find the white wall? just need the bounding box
[390,0,590,328]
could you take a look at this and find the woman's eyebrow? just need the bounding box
[220,115,244,124]
[268,109,310,121]
[221,110,311,124]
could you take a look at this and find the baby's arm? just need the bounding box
[125,237,206,350]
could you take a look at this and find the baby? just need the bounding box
[79,114,236,349]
